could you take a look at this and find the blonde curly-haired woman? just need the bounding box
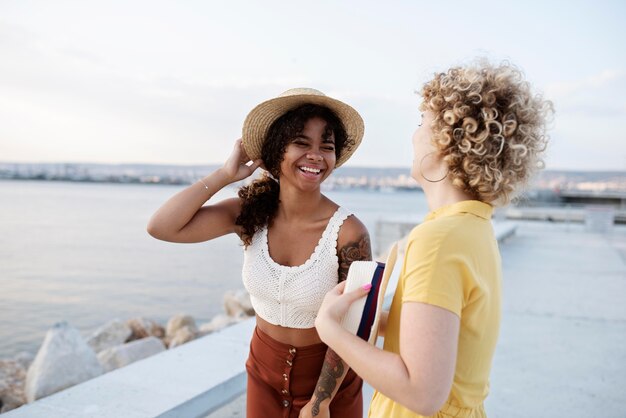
[315,61,553,418]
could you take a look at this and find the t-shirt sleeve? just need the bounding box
[401,231,465,317]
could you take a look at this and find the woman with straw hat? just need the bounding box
[314,61,553,417]
[148,88,370,418]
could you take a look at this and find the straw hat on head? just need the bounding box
[241,88,364,167]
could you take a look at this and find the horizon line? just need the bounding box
[0,160,625,174]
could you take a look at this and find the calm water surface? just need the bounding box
[0,180,427,358]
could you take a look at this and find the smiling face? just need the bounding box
[278,117,337,191]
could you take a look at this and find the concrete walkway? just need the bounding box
[485,222,626,417]
[208,221,626,417]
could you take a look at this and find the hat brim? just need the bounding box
[340,242,398,345]
[368,242,397,344]
[242,93,364,167]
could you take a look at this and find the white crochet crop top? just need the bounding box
[242,206,351,329]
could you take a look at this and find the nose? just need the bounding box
[306,150,323,162]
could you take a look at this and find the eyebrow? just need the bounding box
[295,134,335,143]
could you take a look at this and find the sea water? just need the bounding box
[0,180,427,358]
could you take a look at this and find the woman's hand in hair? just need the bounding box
[220,139,263,182]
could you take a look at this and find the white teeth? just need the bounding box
[300,166,321,174]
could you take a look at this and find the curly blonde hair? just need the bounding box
[420,61,553,206]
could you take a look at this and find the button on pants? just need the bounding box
[246,326,363,418]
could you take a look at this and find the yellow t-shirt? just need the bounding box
[369,200,501,418]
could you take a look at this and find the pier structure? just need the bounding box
[557,189,626,207]
[4,221,625,418]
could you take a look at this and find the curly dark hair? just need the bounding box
[236,104,348,246]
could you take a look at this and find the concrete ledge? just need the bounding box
[5,320,256,418]
[494,221,517,242]
[7,222,516,418]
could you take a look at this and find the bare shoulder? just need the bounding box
[337,214,369,247]
[336,214,372,281]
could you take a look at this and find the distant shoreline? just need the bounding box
[0,176,423,192]
[1,162,625,193]
[0,175,190,186]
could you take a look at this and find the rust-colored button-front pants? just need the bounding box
[246,326,363,418]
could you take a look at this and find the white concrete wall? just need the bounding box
[6,222,517,418]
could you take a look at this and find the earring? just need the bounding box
[419,152,448,183]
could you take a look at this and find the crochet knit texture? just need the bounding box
[242,207,351,328]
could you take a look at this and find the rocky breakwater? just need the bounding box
[0,289,254,414]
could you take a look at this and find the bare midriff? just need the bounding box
[256,315,324,347]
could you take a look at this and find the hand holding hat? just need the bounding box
[315,281,372,342]
[316,243,398,345]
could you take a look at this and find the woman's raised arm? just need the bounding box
[147,139,261,243]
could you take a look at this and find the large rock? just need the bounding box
[0,360,26,413]
[198,314,240,336]
[97,337,165,372]
[25,322,103,402]
[86,319,132,354]
[165,314,198,339]
[126,317,165,341]
[14,352,34,370]
[223,289,254,317]
[168,326,197,349]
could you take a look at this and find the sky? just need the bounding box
[1,0,625,170]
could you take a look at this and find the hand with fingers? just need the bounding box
[221,139,263,182]
[315,281,372,342]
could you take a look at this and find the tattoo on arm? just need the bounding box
[312,349,345,415]
[309,232,372,414]
[338,233,372,282]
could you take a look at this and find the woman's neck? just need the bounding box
[422,177,476,212]
[277,186,327,221]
